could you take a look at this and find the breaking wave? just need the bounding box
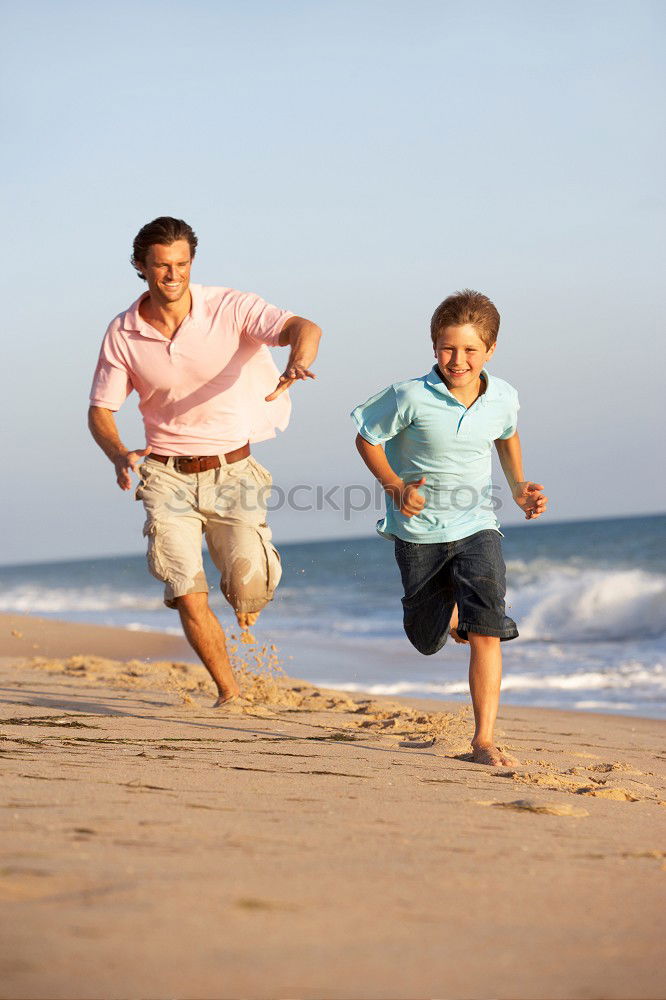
[510,568,666,642]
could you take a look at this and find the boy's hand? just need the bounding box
[389,476,426,517]
[512,481,547,520]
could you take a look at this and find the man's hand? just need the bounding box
[389,476,426,518]
[88,408,152,494]
[114,447,152,491]
[512,481,547,520]
[267,316,321,401]
[265,362,316,401]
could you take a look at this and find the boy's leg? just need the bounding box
[448,605,469,644]
[468,634,518,766]
[449,530,519,765]
[394,539,455,655]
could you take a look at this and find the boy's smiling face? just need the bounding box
[434,323,496,394]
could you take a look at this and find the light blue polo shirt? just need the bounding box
[351,367,519,543]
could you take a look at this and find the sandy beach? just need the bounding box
[0,612,664,1000]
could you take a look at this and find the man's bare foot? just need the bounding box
[236,610,260,630]
[212,681,241,708]
[472,742,520,767]
[448,605,469,645]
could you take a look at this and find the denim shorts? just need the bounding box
[393,529,518,655]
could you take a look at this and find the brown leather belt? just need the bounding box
[150,443,250,474]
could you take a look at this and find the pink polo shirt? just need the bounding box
[90,284,294,456]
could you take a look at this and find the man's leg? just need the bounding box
[468,633,519,766]
[206,521,281,630]
[138,461,241,706]
[204,457,282,631]
[175,592,240,706]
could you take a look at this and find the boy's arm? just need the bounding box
[355,434,426,517]
[494,431,548,520]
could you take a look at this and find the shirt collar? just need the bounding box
[425,365,498,402]
[121,283,209,338]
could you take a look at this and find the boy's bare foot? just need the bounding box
[236,610,260,630]
[472,742,520,767]
[449,605,469,644]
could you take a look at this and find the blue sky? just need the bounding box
[2,0,664,563]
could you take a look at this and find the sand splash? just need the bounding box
[22,638,473,754]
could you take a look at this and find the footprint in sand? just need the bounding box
[586,761,650,777]
[0,870,76,901]
[580,787,641,802]
[400,737,437,749]
[235,897,298,912]
[483,799,589,817]
[498,769,652,803]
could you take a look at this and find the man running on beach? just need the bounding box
[88,216,321,706]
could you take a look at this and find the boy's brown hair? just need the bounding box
[430,289,500,349]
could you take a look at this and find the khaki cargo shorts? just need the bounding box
[135,455,282,613]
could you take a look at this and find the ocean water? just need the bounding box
[1,514,665,718]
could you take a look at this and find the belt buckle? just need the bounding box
[174,456,195,474]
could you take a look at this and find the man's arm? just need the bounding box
[266,316,322,401]
[355,433,425,517]
[494,431,547,520]
[88,406,151,492]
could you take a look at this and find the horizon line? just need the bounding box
[0,510,664,572]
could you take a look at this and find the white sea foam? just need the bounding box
[573,700,637,711]
[125,623,183,636]
[513,568,666,642]
[0,585,164,613]
[325,660,666,698]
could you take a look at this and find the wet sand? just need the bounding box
[0,613,664,999]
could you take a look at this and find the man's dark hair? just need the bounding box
[131,216,198,280]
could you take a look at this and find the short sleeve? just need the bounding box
[89,328,133,411]
[498,389,520,439]
[350,386,410,445]
[237,291,294,346]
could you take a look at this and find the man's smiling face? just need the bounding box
[140,239,192,306]
[434,323,495,392]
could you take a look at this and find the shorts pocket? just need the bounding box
[135,464,147,501]
[264,537,282,593]
[135,460,157,501]
[249,457,273,487]
[143,521,167,582]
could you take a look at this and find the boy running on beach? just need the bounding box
[351,290,547,766]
